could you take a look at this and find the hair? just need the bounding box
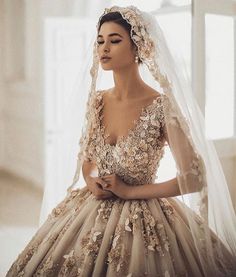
[97,12,142,64]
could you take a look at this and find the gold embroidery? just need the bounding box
[84,90,167,187]
[6,242,40,276]
[59,249,77,276]
[107,224,131,276]
[6,90,184,277]
[34,256,56,276]
[48,188,90,220]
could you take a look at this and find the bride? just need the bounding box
[6,5,236,277]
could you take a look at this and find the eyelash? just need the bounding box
[97,40,122,45]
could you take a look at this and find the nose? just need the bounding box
[103,46,110,53]
[102,41,110,53]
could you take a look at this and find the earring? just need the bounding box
[135,55,139,63]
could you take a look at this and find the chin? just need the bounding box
[100,65,113,71]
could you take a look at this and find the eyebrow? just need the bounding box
[97,33,123,39]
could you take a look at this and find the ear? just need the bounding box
[131,43,138,56]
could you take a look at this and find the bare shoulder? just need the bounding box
[142,86,162,100]
[97,88,114,104]
[94,89,110,105]
[97,88,112,96]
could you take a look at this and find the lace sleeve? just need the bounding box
[82,128,94,162]
[80,94,99,163]
[161,95,207,193]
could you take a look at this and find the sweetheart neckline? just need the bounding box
[97,90,163,148]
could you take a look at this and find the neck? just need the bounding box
[112,64,145,100]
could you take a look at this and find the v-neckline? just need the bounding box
[97,90,163,148]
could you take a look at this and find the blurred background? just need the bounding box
[0,0,236,275]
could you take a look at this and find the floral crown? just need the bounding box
[96,5,155,62]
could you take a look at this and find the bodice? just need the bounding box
[85,90,168,186]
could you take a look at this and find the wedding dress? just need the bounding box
[5,90,235,276]
[6,5,236,277]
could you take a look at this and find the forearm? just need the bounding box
[129,177,181,200]
[82,160,97,183]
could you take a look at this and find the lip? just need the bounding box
[101,56,112,61]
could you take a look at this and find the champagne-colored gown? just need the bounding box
[6,91,234,277]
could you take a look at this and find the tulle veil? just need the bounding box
[39,5,236,276]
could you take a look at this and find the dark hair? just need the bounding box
[97,12,142,64]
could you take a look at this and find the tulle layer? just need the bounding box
[6,186,234,277]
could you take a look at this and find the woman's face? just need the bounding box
[97,21,136,71]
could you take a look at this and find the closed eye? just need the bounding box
[97,40,122,45]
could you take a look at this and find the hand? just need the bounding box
[85,175,115,200]
[100,174,132,200]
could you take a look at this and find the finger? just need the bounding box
[99,179,111,189]
[97,191,112,199]
[103,174,113,177]
[103,182,110,188]
[102,187,111,193]
[104,191,113,197]
[102,189,111,195]
[100,178,110,184]
[101,176,112,181]
[103,185,112,192]
[95,182,109,191]
[96,178,108,185]
[95,183,103,190]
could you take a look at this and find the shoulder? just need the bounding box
[141,88,168,114]
[92,89,106,99]
[140,87,168,107]
[143,86,161,98]
[95,88,111,101]
[129,85,160,102]
[145,87,168,104]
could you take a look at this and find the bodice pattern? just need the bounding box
[84,90,168,186]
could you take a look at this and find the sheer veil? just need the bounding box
[39,5,236,275]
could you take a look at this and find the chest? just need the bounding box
[94,93,166,152]
[98,92,164,147]
[93,106,166,178]
[88,91,167,180]
[101,102,149,146]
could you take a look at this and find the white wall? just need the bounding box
[0,0,110,190]
[0,0,44,189]
[0,1,5,168]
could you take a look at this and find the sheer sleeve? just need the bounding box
[79,94,100,163]
[161,95,207,194]
[82,127,94,162]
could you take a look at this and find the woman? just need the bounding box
[6,5,236,277]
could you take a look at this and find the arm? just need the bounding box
[82,159,97,183]
[124,128,181,200]
[127,177,180,200]
[125,96,207,200]
[82,159,115,199]
[160,96,207,195]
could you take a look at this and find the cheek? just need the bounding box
[97,46,103,56]
[113,44,134,63]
